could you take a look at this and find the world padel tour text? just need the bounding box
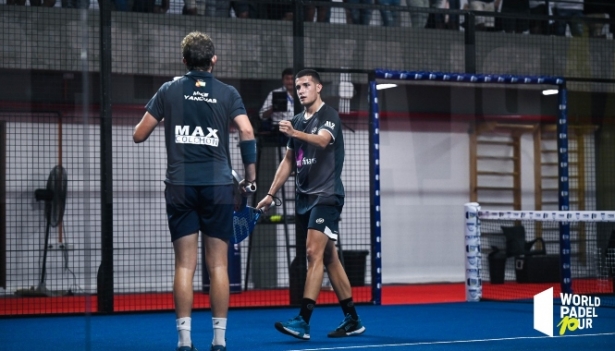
[557,293,600,335]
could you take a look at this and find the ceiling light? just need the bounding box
[542,89,558,96]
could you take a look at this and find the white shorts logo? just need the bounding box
[316,218,324,224]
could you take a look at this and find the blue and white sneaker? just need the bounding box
[327,313,366,338]
[210,345,226,351]
[274,315,310,340]
[177,345,197,351]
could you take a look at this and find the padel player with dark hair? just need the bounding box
[256,69,365,340]
[133,31,256,351]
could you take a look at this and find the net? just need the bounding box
[465,205,615,307]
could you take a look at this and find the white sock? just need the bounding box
[212,317,227,346]
[176,317,192,348]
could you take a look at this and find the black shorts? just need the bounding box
[165,184,234,242]
[296,205,342,241]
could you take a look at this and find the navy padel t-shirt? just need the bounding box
[288,103,345,214]
[146,71,246,185]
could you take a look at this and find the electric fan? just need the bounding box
[15,165,68,297]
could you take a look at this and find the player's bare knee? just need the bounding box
[306,249,324,265]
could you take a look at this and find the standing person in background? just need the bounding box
[467,0,501,31]
[553,0,584,37]
[500,0,530,34]
[305,0,331,22]
[528,0,549,34]
[345,0,373,25]
[427,0,447,29]
[257,69,366,341]
[447,0,461,30]
[407,0,430,28]
[132,0,170,13]
[259,68,295,131]
[133,32,256,351]
[377,0,401,27]
[584,0,610,38]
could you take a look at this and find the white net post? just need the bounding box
[464,202,482,302]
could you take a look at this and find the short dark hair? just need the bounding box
[181,32,215,71]
[282,68,294,77]
[295,69,322,85]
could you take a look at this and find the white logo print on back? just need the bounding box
[175,125,219,146]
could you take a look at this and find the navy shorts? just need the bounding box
[165,184,234,242]
[296,205,342,241]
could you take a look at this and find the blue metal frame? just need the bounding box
[370,69,572,296]
[557,87,572,294]
[369,79,382,305]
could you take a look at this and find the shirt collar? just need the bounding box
[185,70,213,79]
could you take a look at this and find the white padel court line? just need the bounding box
[286,332,615,351]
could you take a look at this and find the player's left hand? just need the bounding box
[279,120,295,137]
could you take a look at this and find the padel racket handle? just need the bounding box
[245,181,257,193]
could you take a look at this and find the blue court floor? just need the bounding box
[1,301,614,350]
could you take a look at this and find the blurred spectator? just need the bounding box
[553,0,584,37]
[428,0,461,29]
[528,1,549,34]
[406,0,429,28]
[182,0,199,14]
[305,0,331,22]
[500,0,530,33]
[133,0,169,13]
[259,68,295,131]
[604,0,615,37]
[345,0,373,25]
[6,0,58,4]
[115,0,130,10]
[183,1,255,17]
[467,0,501,31]
[584,0,609,38]
[447,0,461,30]
[267,1,294,20]
[377,0,401,27]
[62,0,90,8]
[31,0,56,6]
[428,0,454,29]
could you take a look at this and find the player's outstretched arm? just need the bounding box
[256,149,293,211]
[133,112,160,143]
[279,120,331,149]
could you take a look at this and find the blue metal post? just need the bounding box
[558,85,573,294]
[369,77,382,305]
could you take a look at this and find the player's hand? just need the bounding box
[239,179,257,196]
[279,120,295,137]
[256,195,274,212]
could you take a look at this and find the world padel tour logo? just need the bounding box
[534,287,601,337]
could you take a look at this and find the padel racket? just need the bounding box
[232,170,262,244]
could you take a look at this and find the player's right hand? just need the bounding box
[279,120,296,138]
[256,195,274,212]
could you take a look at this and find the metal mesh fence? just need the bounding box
[1,0,615,315]
[480,217,615,307]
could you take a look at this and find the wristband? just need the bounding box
[265,193,282,207]
[240,139,257,164]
